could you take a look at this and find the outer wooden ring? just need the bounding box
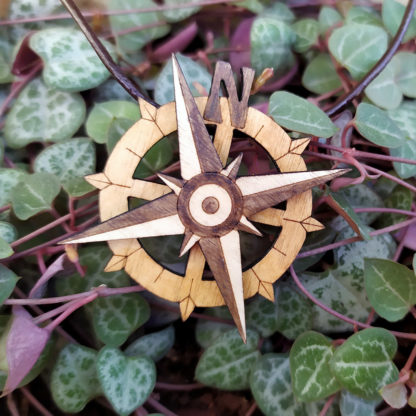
[99,97,312,307]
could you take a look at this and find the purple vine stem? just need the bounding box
[326,0,416,116]
[289,266,416,341]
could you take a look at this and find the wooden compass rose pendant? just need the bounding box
[61,56,347,341]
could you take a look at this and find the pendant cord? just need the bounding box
[326,0,416,117]
[59,0,160,107]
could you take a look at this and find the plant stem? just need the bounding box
[20,387,54,416]
[316,142,416,165]
[45,292,98,332]
[326,0,416,116]
[245,401,257,416]
[403,343,416,372]
[290,266,416,341]
[10,201,97,248]
[297,217,416,259]
[59,0,158,106]
[5,285,145,306]
[146,396,178,416]
[319,394,337,416]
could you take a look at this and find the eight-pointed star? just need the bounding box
[61,55,347,342]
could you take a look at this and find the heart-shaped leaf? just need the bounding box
[275,282,314,340]
[339,390,378,416]
[292,18,319,53]
[245,293,278,337]
[109,0,170,54]
[355,103,404,148]
[92,292,150,348]
[318,6,342,35]
[381,382,407,409]
[86,101,140,144]
[250,354,306,415]
[51,344,102,413]
[0,265,18,306]
[250,17,295,77]
[346,6,382,26]
[0,222,17,245]
[154,53,212,104]
[97,346,156,416]
[382,0,416,43]
[4,78,86,148]
[8,0,64,43]
[329,23,388,79]
[364,258,416,322]
[330,328,399,399]
[376,185,412,227]
[61,246,150,346]
[300,269,371,333]
[2,307,50,395]
[125,326,175,362]
[365,63,402,110]
[34,138,96,197]
[195,329,260,390]
[11,172,61,220]
[290,331,340,402]
[195,309,233,349]
[29,28,114,92]
[387,101,416,178]
[393,52,416,98]
[0,169,26,207]
[0,239,12,260]
[269,91,338,138]
[302,53,342,95]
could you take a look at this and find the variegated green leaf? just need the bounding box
[195,329,260,390]
[4,78,86,148]
[275,282,314,339]
[51,344,102,413]
[318,6,342,34]
[251,17,295,77]
[154,53,212,104]
[290,331,340,402]
[125,326,175,362]
[355,103,404,148]
[30,28,114,92]
[33,138,96,197]
[269,91,338,138]
[329,23,388,79]
[302,53,342,95]
[97,346,156,416]
[340,390,378,416]
[250,354,306,416]
[0,169,26,207]
[11,172,61,220]
[292,18,319,53]
[364,259,416,322]
[246,293,278,337]
[330,328,399,399]
[109,0,170,53]
[86,101,140,144]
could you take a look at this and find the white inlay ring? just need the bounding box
[189,184,232,226]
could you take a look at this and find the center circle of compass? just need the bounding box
[177,173,243,237]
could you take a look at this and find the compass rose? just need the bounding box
[61,56,347,341]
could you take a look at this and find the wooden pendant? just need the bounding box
[61,55,347,342]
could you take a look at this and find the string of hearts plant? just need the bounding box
[0,1,416,416]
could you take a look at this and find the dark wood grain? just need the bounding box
[204,61,255,129]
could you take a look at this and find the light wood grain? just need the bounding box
[84,58,340,320]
